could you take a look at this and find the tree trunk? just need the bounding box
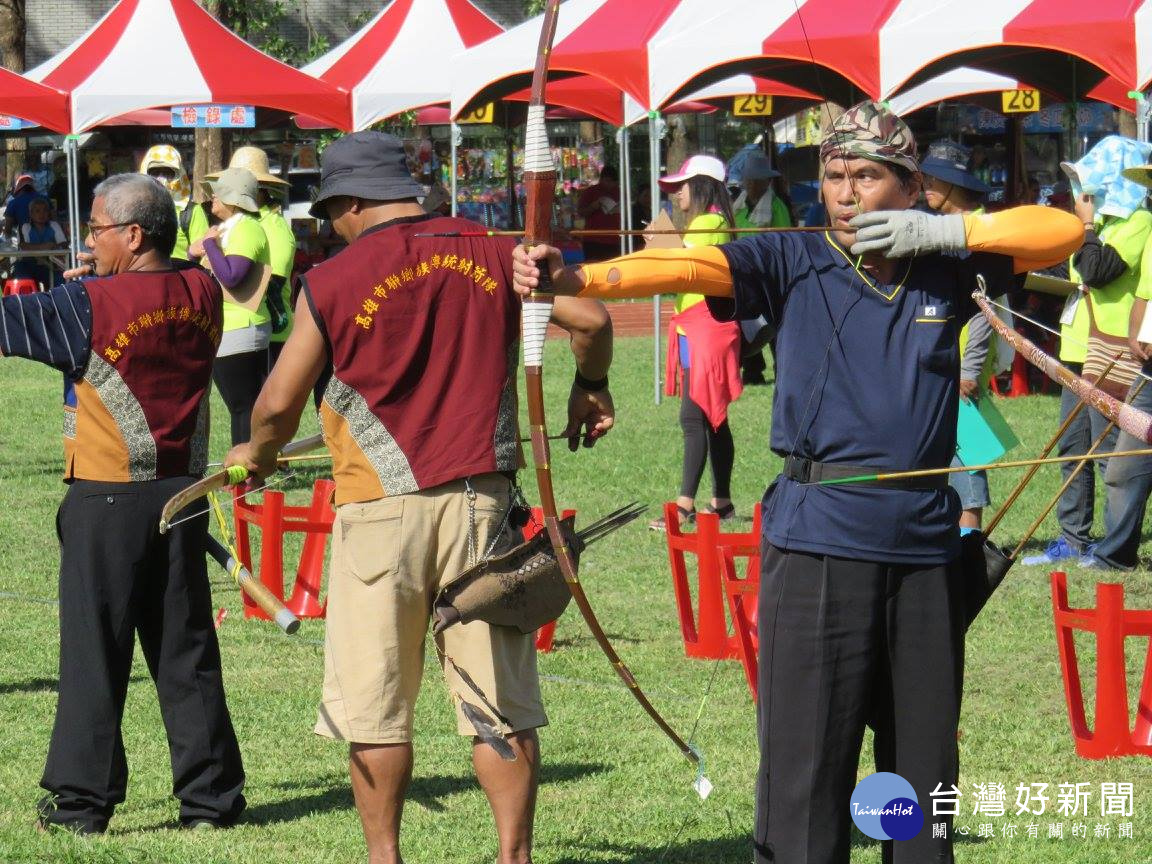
[192,0,226,198]
[0,0,27,191]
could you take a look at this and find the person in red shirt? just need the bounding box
[576,164,621,262]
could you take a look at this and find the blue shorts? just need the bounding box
[948,454,990,510]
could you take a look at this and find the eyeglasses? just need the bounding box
[86,221,133,239]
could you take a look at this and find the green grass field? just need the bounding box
[2,335,1152,863]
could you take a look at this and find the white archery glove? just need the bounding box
[849,210,967,259]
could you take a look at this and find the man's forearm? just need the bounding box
[964,206,1084,272]
[552,296,612,379]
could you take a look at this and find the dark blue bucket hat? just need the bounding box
[310,131,424,220]
[920,138,989,195]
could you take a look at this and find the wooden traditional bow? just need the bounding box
[158,433,326,533]
[974,288,1152,444]
[520,0,699,767]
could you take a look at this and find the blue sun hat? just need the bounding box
[920,139,989,195]
[1060,135,1152,219]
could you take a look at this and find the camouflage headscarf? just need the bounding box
[819,101,919,174]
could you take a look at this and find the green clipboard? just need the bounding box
[956,396,1020,468]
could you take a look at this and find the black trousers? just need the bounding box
[213,348,268,446]
[678,374,734,501]
[754,544,964,864]
[39,478,245,831]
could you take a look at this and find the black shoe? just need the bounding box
[182,819,222,831]
[742,374,768,386]
[36,795,108,835]
[701,502,737,522]
[650,505,695,532]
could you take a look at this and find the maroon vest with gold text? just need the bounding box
[304,216,521,505]
[66,268,221,481]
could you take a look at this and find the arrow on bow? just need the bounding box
[520,0,701,770]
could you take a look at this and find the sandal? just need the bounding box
[649,505,695,532]
[700,502,736,522]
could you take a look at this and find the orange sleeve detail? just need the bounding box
[576,246,734,299]
[963,206,1085,274]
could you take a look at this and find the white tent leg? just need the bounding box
[619,122,631,256]
[450,121,459,217]
[649,112,661,405]
[66,136,80,270]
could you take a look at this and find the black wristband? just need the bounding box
[574,371,609,392]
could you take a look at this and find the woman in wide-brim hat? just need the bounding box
[191,166,273,445]
[208,147,298,368]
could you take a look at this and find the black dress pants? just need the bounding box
[754,544,964,864]
[39,478,245,831]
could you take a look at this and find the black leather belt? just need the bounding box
[782,455,949,491]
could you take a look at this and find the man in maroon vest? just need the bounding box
[0,173,245,834]
[225,131,614,864]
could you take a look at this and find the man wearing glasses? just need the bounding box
[0,173,246,834]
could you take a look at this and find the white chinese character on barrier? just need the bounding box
[1100,782,1133,817]
[1001,823,1018,838]
[1057,782,1092,817]
[1072,822,1088,839]
[1095,823,1112,838]
[1026,823,1039,838]
[932,823,947,839]
[977,823,994,838]
[1048,822,1064,839]
[1014,782,1048,815]
[972,782,1007,817]
[931,783,962,816]
[1119,822,1134,839]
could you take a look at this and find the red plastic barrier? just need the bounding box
[1051,571,1152,758]
[663,503,760,659]
[720,546,760,701]
[233,478,337,620]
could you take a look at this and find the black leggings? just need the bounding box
[213,349,267,445]
[678,372,734,501]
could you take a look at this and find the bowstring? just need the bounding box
[162,470,298,532]
[780,0,871,468]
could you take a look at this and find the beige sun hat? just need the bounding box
[205,145,288,188]
[1122,164,1152,190]
[201,166,260,213]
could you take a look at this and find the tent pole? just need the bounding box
[66,136,80,270]
[1143,88,1152,144]
[649,111,662,406]
[619,119,631,255]
[450,122,459,217]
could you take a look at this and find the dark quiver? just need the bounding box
[959,530,1014,628]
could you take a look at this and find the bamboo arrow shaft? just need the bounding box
[983,356,1121,538]
[814,447,1152,486]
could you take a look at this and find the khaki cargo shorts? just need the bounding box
[314,473,547,744]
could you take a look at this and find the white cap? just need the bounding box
[658,154,726,191]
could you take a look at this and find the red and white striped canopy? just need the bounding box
[25,0,351,133]
[649,0,1152,108]
[0,69,69,132]
[304,0,502,131]
[451,0,690,117]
